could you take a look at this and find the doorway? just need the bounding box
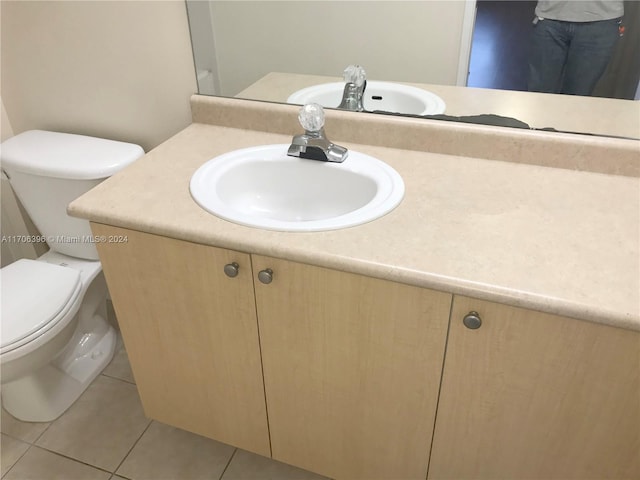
[467,0,536,91]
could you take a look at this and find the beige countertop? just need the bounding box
[238,72,640,140]
[69,103,640,332]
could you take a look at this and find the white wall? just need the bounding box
[1,0,197,152]
[1,96,39,266]
[0,1,197,265]
[210,1,467,96]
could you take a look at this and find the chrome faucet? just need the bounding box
[287,103,348,163]
[337,65,367,112]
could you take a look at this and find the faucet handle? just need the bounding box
[343,65,366,87]
[298,103,325,132]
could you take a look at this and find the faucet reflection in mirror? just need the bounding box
[338,65,367,112]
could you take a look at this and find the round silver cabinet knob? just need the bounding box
[463,311,482,330]
[224,262,240,278]
[258,269,273,284]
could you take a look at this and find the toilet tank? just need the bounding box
[1,131,144,260]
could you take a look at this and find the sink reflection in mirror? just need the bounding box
[287,80,446,115]
[288,81,446,116]
[190,144,404,232]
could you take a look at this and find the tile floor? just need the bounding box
[1,336,329,480]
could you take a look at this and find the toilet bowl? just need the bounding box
[1,252,116,421]
[0,130,143,421]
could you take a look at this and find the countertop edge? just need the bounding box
[74,215,640,334]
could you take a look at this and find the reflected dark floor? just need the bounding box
[468,0,536,91]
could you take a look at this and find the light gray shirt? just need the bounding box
[535,1,624,21]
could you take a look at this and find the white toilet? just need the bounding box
[0,130,144,422]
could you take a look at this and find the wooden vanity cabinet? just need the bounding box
[252,255,452,480]
[428,296,640,479]
[92,223,638,479]
[93,224,452,479]
[91,223,271,457]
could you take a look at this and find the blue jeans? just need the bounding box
[528,17,620,95]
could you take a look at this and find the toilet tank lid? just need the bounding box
[1,259,82,351]
[0,130,144,180]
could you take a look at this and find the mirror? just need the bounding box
[186,0,640,139]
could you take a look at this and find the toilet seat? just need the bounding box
[1,259,82,354]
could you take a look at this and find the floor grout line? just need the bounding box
[32,417,54,446]
[100,372,136,385]
[1,440,32,480]
[9,443,115,477]
[218,447,238,480]
[0,410,55,446]
[110,418,154,477]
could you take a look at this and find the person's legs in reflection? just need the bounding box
[561,18,620,95]
[528,19,571,94]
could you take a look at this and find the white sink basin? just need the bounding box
[190,144,404,232]
[287,81,446,116]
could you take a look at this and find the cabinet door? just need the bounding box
[92,224,270,457]
[429,296,640,479]
[252,255,452,479]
